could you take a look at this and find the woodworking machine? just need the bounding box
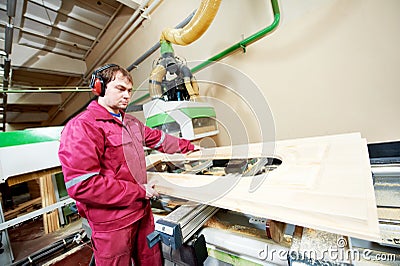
[143,99,219,140]
[143,41,219,140]
[0,128,399,265]
[146,144,400,265]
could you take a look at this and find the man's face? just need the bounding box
[102,71,133,112]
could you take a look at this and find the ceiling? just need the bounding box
[0,0,145,130]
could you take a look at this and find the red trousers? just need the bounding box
[91,205,162,266]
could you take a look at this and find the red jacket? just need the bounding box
[58,100,194,232]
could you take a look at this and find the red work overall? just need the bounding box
[59,100,193,265]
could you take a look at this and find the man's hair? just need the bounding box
[99,65,133,86]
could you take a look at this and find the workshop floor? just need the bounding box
[7,218,232,265]
[8,218,93,265]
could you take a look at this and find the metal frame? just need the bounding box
[0,197,74,231]
[0,202,14,265]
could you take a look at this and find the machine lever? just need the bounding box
[146,231,161,248]
[147,219,183,249]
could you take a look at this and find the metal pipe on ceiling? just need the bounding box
[2,55,11,90]
[3,59,11,80]
[83,4,124,59]
[5,24,14,55]
[83,0,154,78]
[7,0,16,17]
[2,0,16,132]
[126,9,197,71]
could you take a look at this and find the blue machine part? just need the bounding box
[147,219,183,250]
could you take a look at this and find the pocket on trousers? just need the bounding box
[91,228,132,259]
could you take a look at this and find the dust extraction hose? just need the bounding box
[161,0,221,45]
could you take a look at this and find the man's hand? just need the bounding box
[144,182,159,200]
[186,144,204,155]
[193,144,203,151]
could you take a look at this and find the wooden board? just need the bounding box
[7,167,62,187]
[4,197,42,220]
[40,174,60,234]
[147,133,380,241]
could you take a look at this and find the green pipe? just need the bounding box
[191,0,280,73]
[130,0,280,105]
[160,40,174,55]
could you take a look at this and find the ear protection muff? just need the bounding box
[89,64,118,97]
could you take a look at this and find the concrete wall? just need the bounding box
[111,0,400,145]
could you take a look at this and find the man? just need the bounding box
[58,64,195,265]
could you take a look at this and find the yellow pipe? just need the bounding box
[191,77,200,95]
[161,0,221,45]
[149,64,166,99]
[190,77,200,101]
[183,77,201,101]
[183,76,196,98]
